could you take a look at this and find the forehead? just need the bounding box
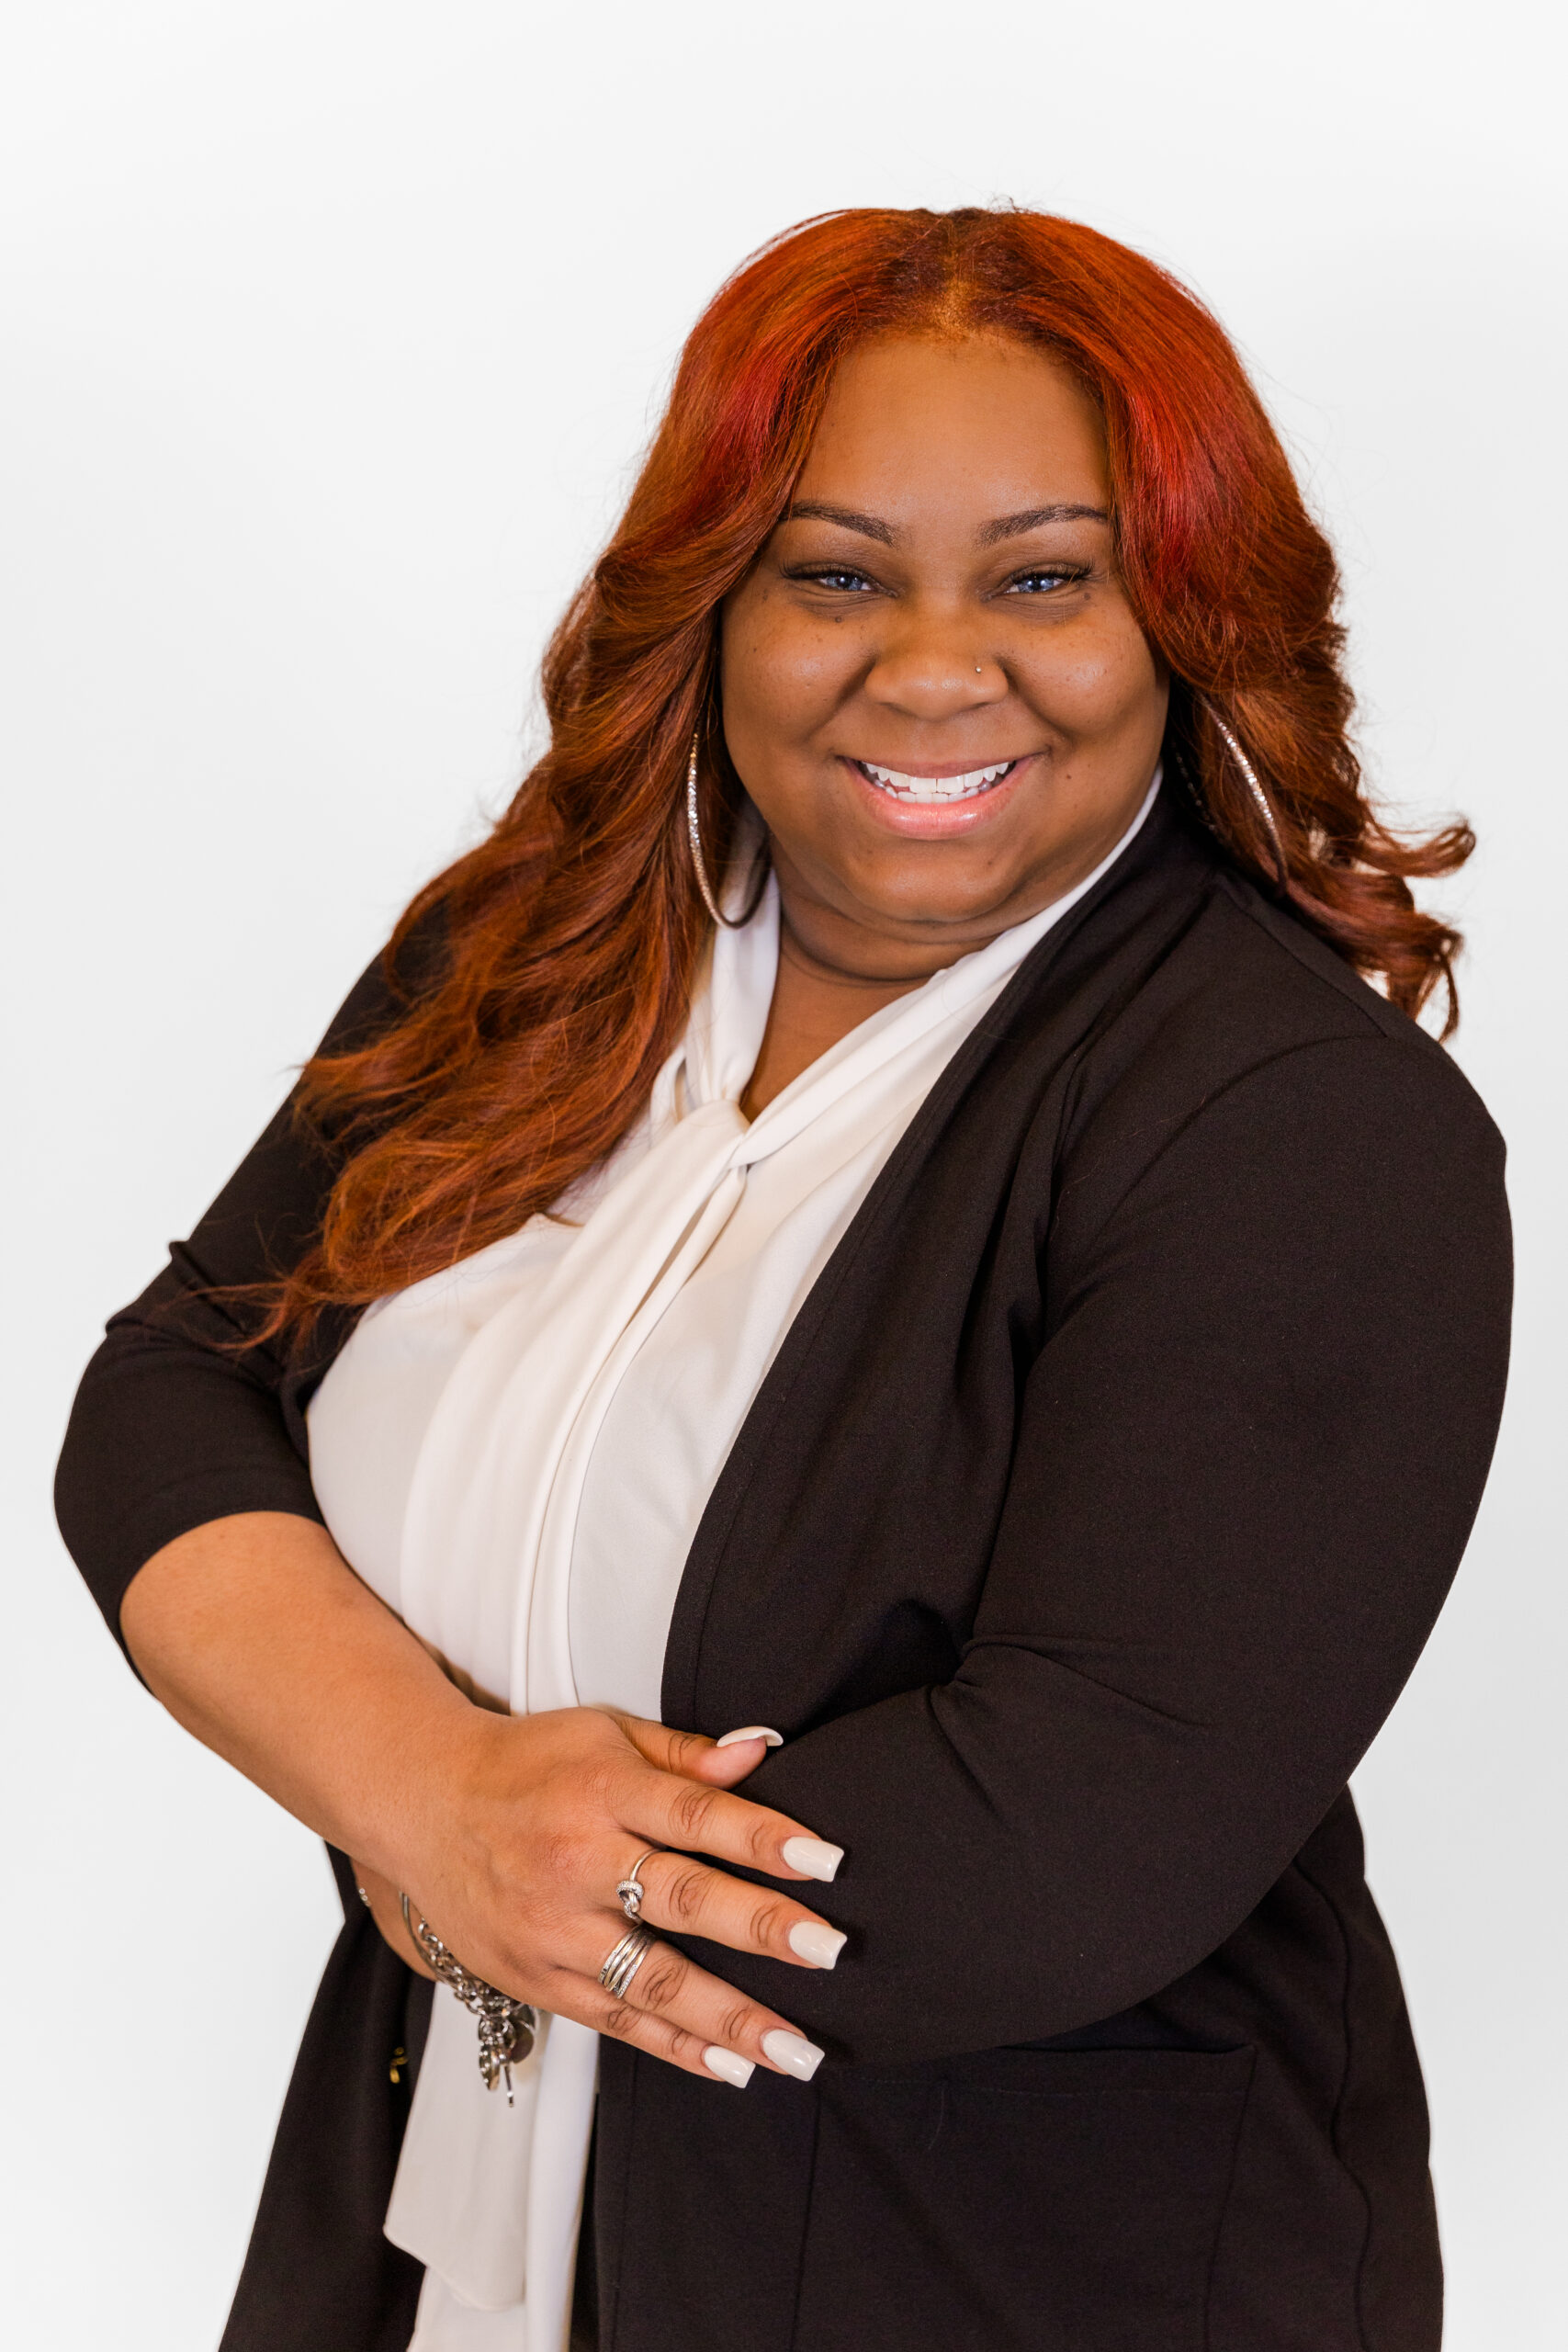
[794,334,1109,517]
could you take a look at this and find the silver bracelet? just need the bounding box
[399,1893,537,2102]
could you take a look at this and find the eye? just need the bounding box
[787,564,881,594]
[1002,564,1089,595]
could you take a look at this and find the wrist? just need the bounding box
[336,1674,502,1889]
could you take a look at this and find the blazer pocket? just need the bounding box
[793,2043,1256,2352]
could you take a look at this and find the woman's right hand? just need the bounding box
[120,1516,844,2090]
[351,1705,848,2088]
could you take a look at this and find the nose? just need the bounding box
[862,605,1008,718]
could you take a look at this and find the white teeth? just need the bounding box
[862,761,1013,804]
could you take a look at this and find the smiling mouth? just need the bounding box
[856,759,1018,806]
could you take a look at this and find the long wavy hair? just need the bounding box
[267,205,1471,1340]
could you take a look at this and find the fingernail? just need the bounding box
[781,1835,843,1882]
[716,1725,784,1748]
[788,1921,846,1970]
[761,2029,825,2081]
[702,2045,756,2088]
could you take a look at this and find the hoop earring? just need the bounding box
[685,731,768,929]
[1201,699,1287,883]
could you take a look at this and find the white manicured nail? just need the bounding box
[761,2029,825,2081]
[702,2045,755,2088]
[788,1921,846,1970]
[781,1835,843,1882]
[716,1725,784,1748]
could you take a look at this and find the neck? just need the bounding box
[739,908,931,1119]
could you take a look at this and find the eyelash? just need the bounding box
[790,566,877,593]
[786,562,1090,596]
[1003,563,1090,595]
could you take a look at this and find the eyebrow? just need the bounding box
[784,498,1109,546]
[784,501,896,543]
[977,503,1109,543]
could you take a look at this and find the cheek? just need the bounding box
[1018,610,1161,731]
[721,592,853,750]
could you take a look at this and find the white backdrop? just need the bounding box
[3,5,1563,2345]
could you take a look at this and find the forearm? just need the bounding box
[680,1645,1295,2063]
[120,1510,486,1884]
[673,1667,1338,2065]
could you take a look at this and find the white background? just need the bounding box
[2,4,1563,2345]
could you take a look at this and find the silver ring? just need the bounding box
[616,1850,659,1921]
[598,1925,656,2000]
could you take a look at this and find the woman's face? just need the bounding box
[721,333,1168,978]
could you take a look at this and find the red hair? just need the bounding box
[270,206,1471,1337]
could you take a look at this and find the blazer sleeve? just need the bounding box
[54,938,426,1657]
[689,1031,1512,2063]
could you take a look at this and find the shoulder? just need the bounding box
[313,901,452,1063]
[1049,856,1506,1245]
[1203,864,1467,1069]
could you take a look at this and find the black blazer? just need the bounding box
[57,794,1511,2352]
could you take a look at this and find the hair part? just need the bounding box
[265,206,1471,1341]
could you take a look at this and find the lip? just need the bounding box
[841,752,1038,837]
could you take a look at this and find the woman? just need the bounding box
[57,207,1510,2352]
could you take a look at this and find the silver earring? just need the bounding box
[686,731,763,930]
[1201,699,1287,882]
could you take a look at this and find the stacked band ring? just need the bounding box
[599,1925,655,1999]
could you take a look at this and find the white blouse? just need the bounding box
[306,779,1157,2352]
